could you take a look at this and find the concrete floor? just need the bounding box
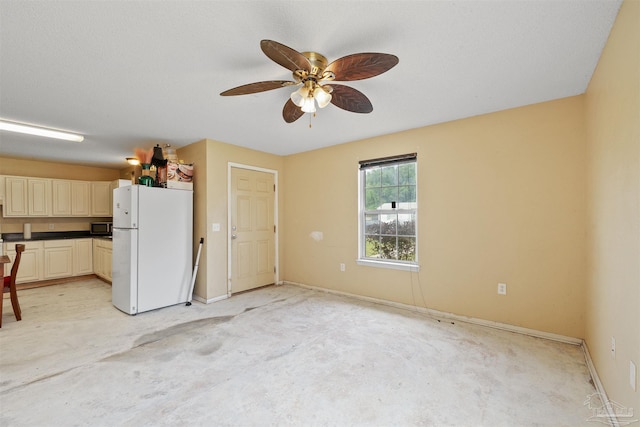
[1,279,597,426]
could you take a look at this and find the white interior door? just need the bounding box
[230,167,275,293]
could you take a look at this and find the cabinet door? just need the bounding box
[71,181,91,216]
[4,177,28,217]
[93,240,102,277]
[110,180,120,215]
[74,239,93,275]
[92,239,113,281]
[28,178,51,216]
[0,175,5,205]
[51,180,72,216]
[44,245,74,279]
[5,244,43,284]
[91,182,112,216]
[103,248,112,282]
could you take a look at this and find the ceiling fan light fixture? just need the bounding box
[314,86,332,108]
[301,97,316,113]
[290,87,308,107]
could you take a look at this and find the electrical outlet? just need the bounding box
[340,263,345,272]
[631,361,637,391]
[211,223,220,232]
[48,224,54,230]
[611,336,616,359]
[497,283,507,295]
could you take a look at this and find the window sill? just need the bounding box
[356,259,420,272]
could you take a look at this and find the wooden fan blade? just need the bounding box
[220,80,296,96]
[329,84,373,113]
[283,99,305,123]
[325,53,399,81]
[261,40,311,73]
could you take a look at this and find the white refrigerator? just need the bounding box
[112,185,193,315]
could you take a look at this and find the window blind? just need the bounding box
[359,153,417,169]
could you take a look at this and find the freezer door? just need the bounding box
[113,185,139,229]
[111,227,138,314]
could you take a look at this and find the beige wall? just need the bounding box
[585,0,639,412]
[175,140,208,299]
[0,156,120,180]
[179,139,285,301]
[0,156,121,233]
[283,95,587,338]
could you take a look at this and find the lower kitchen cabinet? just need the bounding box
[93,238,112,282]
[3,241,44,283]
[103,247,112,282]
[44,240,74,279]
[74,239,93,275]
[3,238,100,284]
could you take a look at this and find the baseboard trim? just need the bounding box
[283,281,582,346]
[192,294,229,304]
[17,274,99,290]
[582,342,620,427]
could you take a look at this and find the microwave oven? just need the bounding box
[90,222,112,235]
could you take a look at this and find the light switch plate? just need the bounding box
[212,223,220,232]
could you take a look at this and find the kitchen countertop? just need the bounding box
[1,231,110,242]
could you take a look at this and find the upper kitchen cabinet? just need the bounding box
[2,175,116,218]
[0,175,5,205]
[28,178,51,216]
[4,176,51,217]
[53,180,112,217]
[4,176,28,216]
[71,181,91,216]
[52,179,72,216]
[91,181,112,216]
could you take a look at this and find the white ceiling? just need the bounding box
[0,0,622,169]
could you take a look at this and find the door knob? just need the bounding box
[231,234,237,239]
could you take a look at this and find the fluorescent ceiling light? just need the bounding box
[0,119,84,142]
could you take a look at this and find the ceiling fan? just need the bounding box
[220,40,399,123]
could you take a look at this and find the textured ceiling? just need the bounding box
[0,0,622,169]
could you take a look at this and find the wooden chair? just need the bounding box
[1,244,25,327]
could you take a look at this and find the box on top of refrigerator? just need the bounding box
[167,162,193,190]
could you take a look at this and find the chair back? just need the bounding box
[8,244,25,287]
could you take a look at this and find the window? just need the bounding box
[359,153,418,270]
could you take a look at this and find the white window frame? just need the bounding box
[357,155,419,272]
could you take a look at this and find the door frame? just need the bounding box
[227,162,279,296]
